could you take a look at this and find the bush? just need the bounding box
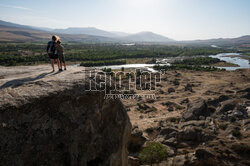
[139,142,168,165]
[153,64,225,71]
[101,67,112,72]
[80,59,126,67]
[173,57,221,65]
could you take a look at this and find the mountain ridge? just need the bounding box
[0,19,249,47]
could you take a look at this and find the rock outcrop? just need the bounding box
[182,99,209,121]
[0,66,131,166]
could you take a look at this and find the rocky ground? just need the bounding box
[0,65,250,166]
[123,69,250,166]
[0,65,131,166]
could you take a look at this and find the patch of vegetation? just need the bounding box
[80,59,126,67]
[153,64,225,71]
[101,67,112,72]
[139,142,168,166]
[173,57,221,65]
[211,61,239,67]
[0,42,229,66]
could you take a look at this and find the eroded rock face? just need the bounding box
[0,67,131,166]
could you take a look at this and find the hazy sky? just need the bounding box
[0,0,249,40]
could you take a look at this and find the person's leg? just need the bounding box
[60,55,66,70]
[56,58,61,70]
[50,59,55,72]
[63,62,66,70]
[60,61,63,70]
[59,55,63,70]
[62,56,66,70]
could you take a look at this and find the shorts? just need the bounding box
[58,54,65,63]
[48,53,58,59]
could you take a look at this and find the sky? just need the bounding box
[0,0,249,40]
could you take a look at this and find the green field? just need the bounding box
[0,42,232,66]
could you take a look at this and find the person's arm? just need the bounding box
[46,42,49,52]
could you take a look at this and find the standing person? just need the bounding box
[46,35,60,72]
[56,40,66,71]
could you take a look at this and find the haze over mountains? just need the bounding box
[0,19,249,48]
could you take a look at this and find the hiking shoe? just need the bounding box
[59,69,63,72]
[64,68,67,70]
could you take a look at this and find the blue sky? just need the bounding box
[0,0,249,40]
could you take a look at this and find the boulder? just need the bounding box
[238,88,250,99]
[163,145,175,157]
[180,98,189,104]
[218,95,231,102]
[184,83,193,92]
[128,156,140,166]
[159,127,178,139]
[179,126,214,143]
[207,98,220,107]
[182,99,209,121]
[173,79,180,86]
[171,153,195,166]
[168,87,175,93]
[180,120,206,129]
[128,128,146,153]
[195,148,214,159]
[242,119,250,131]
[0,67,131,166]
[218,100,236,113]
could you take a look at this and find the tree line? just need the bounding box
[0,43,231,66]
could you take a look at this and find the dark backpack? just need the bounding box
[47,41,56,54]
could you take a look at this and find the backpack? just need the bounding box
[47,41,56,54]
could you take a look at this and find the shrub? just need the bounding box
[102,67,112,72]
[80,59,126,67]
[139,142,168,165]
[173,57,221,65]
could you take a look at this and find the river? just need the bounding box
[91,53,250,71]
[209,53,250,70]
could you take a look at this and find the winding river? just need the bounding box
[209,53,250,70]
[93,53,250,71]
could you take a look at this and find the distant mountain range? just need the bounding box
[53,27,120,38]
[121,31,174,42]
[0,19,249,48]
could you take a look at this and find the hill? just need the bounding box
[0,19,249,46]
[0,24,115,42]
[122,31,174,43]
[183,35,250,48]
[53,27,120,38]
